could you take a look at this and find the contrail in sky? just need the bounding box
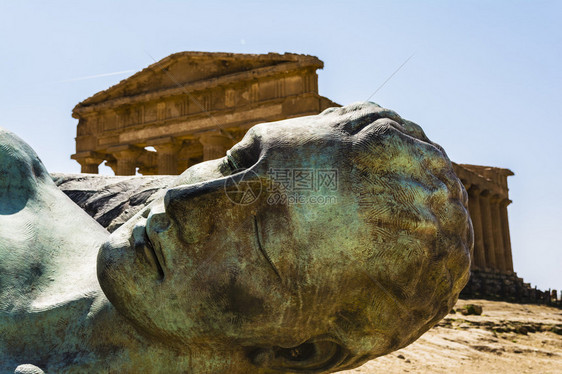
[57,69,136,83]
[366,52,415,102]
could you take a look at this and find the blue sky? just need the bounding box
[1,1,560,291]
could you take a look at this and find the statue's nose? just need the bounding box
[146,202,171,234]
[162,172,263,244]
[161,178,227,244]
[164,177,225,220]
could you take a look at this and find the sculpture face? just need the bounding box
[98,103,472,371]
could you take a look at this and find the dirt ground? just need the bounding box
[337,299,562,374]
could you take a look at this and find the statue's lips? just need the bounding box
[138,225,165,279]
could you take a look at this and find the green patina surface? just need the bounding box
[0,102,472,373]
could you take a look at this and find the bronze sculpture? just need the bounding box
[0,102,472,373]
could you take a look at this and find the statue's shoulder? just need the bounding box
[0,128,53,212]
[0,128,51,177]
[0,128,64,304]
[0,129,47,303]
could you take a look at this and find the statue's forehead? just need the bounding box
[251,116,346,144]
[247,107,412,154]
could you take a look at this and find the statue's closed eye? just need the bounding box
[225,131,262,173]
[226,150,240,171]
[280,342,316,361]
[249,339,348,373]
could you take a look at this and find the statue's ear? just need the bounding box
[249,339,348,373]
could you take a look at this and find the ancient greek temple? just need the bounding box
[453,164,514,274]
[71,51,515,277]
[72,52,337,175]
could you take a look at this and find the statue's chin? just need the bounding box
[96,238,129,310]
[96,233,147,320]
[96,233,178,342]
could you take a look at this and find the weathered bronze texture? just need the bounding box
[2,103,471,373]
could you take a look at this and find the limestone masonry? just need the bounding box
[71,51,514,278]
[72,52,337,175]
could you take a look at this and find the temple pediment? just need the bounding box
[74,52,323,113]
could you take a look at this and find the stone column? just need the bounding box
[137,150,158,176]
[479,190,497,270]
[175,140,203,173]
[467,186,487,270]
[78,157,104,174]
[491,195,507,272]
[105,159,117,175]
[500,198,514,272]
[156,144,178,175]
[72,152,105,174]
[108,145,142,176]
[151,138,182,175]
[199,132,232,161]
